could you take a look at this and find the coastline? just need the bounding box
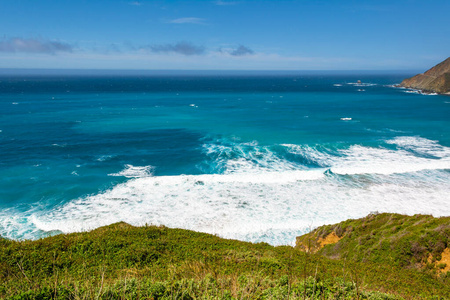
[391,83,447,96]
[399,57,450,95]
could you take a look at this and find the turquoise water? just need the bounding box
[1,74,449,245]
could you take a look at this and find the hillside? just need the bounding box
[400,57,450,94]
[296,213,450,278]
[1,215,450,299]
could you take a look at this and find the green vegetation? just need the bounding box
[1,214,449,299]
[297,213,450,275]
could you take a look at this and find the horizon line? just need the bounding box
[0,68,420,76]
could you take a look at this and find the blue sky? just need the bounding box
[0,0,449,70]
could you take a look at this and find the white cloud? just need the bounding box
[0,40,403,70]
[230,45,254,56]
[140,41,205,56]
[0,37,73,54]
[217,45,255,56]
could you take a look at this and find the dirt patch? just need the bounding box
[436,248,450,273]
[296,231,342,253]
[318,232,341,248]
[425,248,450,274]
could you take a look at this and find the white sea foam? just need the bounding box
[97,155,116,162]
[340,117,352,121]
[201,140,303,174]
[108,164,154,178]
[333,144,450,175]
[404,90,438,96]
[51,143,67,148]
[285,138,450,176]
[346,83,377,87]
[1,136,449,245]
[404,90,418,93]
[330,151,449,175]
[386,136,450,158]
[404,89,428,95]
[0,210,31,239]
[3,166,448,245]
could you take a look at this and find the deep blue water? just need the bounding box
[1,74,449,244]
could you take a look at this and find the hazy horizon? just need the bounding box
[0,68,420,77]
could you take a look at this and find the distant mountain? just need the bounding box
[400,57,450,94]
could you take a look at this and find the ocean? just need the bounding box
[1,73,449,245]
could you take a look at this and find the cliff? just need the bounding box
[400,57,450,94]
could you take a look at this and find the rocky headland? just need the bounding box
[400,57,450,94]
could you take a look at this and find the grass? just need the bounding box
[0,214,449,299]
[296,213,450,273]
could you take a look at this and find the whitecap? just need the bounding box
[332,144,450,175]
[347,82,377,87]
[385,84,401,88]
[386,136,450,158]
[5,166,448,245]
[2,137,450,246]
[108,164,154,178]
[201,139,302,174]
[283,137,450,176]
[96,155,116,162]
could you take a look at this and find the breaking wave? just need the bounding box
[1,136,449,245]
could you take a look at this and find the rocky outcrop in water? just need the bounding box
[400,57,450,94]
